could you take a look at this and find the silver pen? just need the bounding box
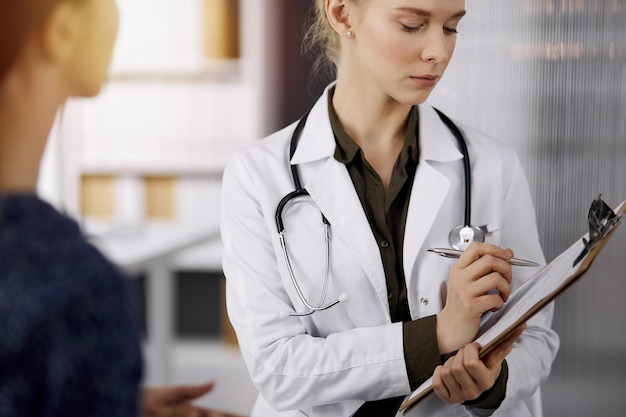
[427,248,540,267]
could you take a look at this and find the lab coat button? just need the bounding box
[420,297,429,306]
[381,240,390,248]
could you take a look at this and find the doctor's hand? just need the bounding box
[142,382,245,417]
[436,242,514,354]
[432,323,526,405]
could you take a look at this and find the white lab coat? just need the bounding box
[220,85,559,417]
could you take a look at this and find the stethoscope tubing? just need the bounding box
[278,221,335,316]
[276,107,480,317]
[434,108,472,228]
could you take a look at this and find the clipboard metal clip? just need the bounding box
[573,194,623,267]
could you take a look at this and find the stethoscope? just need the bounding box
[433,108,488,251]
[275,108,485,317]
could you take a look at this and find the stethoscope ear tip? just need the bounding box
[278,310,291,320]
[338,292,349,303]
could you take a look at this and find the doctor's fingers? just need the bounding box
[470,271,512,305]
[448,268,511,306]
[432,364,459,404]
[433,345,488,404]
[434,326,527,405]
[446,325,528,405]
[451,253,513,286]
[470,291,509,316]
[454,242,514,270]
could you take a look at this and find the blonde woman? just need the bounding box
[221,0,559,416]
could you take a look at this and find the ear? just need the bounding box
[37,1,85,65]
[326,0,354,39]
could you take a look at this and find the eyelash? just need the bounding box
[401,24,424,33]
[401,24,459,35]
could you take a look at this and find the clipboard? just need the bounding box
[400,197,625,415]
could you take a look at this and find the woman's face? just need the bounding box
[343,0,465,105]
[65,0,119,96]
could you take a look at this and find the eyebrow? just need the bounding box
[394,8,467,19]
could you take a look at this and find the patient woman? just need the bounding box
[0,1,239,416]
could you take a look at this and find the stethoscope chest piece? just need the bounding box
[448,225,485,251]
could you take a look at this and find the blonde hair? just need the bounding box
[303,0,338,77]
[303,0,365,78]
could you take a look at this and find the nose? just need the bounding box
[421,27,450,63]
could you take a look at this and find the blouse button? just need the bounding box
[381,240,390,248]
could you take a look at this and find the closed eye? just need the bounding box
[401,23,425,33]
[401,24,459,35]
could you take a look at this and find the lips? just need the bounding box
[410,74,439,87]
[412,74,439,81]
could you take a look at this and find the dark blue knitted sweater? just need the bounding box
[0,194,143,416]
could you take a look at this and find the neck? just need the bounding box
[332,70,415,189]
[332,71,412,150]
[0,64,65,194]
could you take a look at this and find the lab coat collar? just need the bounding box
[403,105,463,304]
[290,84,464,166]
[290,84,337,165]
[417,103,464,163]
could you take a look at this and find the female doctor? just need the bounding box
[220,0,559,416]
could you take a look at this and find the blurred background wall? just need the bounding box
[38,0,625,415]
[429,2,626,415]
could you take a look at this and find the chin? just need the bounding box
[394,91,432,107]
